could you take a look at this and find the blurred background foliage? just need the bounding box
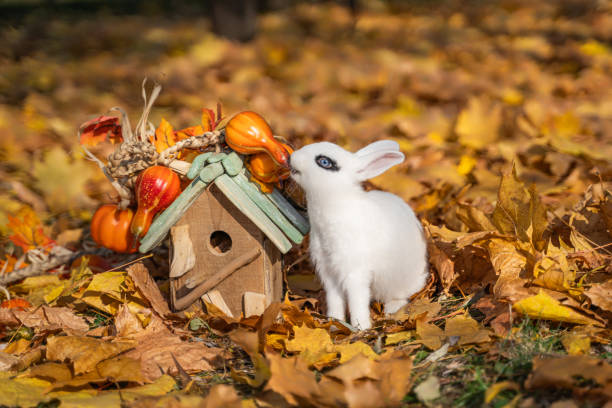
[0,0,611,233]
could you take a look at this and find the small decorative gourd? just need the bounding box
[225,111,290,167]
[131,166,181,239]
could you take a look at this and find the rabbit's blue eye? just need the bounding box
[315,155,339,171]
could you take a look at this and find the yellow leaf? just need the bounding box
[456,155,476,176]
[122,374,177,399]
[501,88,524,105]
[44,282,66,304]
[286,325,333,354]
[0,375,51,407]
[561,332,591,355]
[485,381,519,403]
[334,341,378,364]
[3,338,31,355]
[12,275,61,293]
[580,40,610,56]
[513,290,602,326]
[265,333,288,350]
[385,331,413,346]
[78,271,148,316]
[286,325,336,366]
[456,97,501,150]
[32,147,98,213]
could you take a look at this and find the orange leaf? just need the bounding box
[7,207,54,252]
[149,118,178,154]
[79,115,122,146]
[1,299,32,310]
[175,124,205,140]
[0,255,17,275]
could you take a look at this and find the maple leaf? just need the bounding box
[78,115,122,146]
[7,206,54,252]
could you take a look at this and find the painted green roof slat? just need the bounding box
[214,174,293,254]
[267,189,310,235]
[207,152,227,163]
[222,152,243,176]
[232,172,303,245]
[187,152,213,179]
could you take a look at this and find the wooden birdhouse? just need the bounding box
[139,151,309,318]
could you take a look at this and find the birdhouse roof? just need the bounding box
[138,151,309,254]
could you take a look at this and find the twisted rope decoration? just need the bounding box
[80,80,224,210]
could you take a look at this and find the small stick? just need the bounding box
[173,247,261,311]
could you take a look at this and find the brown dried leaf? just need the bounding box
[585,280,612,313]
[264,353,320,406]
[0,306,89,334]
[486,238,532,302]
[125,329,225,381]
[416,316,445,350]
[127,263,171,317]
[526,355,612,401]
[46,336,135,375]
[444,314,492,346]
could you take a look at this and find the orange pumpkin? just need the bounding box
[246,142,293,183]
[225,111,290,167]
[91,204,138,253]
[131,165,181,239]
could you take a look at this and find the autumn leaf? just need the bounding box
[264,353,320,405]
[46,336,135,375]
[525,355,612,400]
[491,164,547,250]
[32,147,98,213]
[79,115,122,146]
[6,206,54,252]
[149,118,177,154]
[513,290,603,326]
[455,97,501,150]
[444,314,492,346]
[1,298,31,310]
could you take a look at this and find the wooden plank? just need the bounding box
[169,225,196,278]
[139,162,224,253]
[243,291,267,317]
[232,172,303,245]
[267,189,310,235]
[214,174,293,254]
[201,290,234,318]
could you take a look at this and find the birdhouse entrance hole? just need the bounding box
[209,230,232,254]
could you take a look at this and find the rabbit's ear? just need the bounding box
[355,149,405,180]
[356,140,400,158]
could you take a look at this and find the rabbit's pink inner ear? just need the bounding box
[356,151,405,180]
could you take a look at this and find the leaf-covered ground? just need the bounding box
[1,0,612,406]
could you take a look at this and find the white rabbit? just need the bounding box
[289,140,428,330]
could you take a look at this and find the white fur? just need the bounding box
[290,141,428,330]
